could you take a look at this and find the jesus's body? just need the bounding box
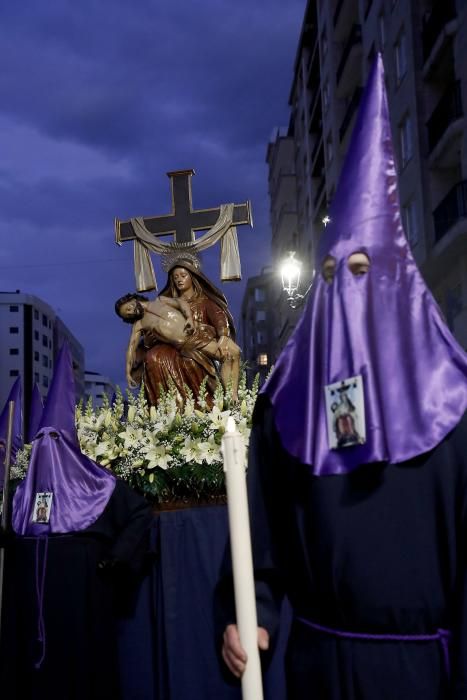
[117,295,240,396]
[138,296,194,343]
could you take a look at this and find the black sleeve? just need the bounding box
[448,414,467,698]
[247,397,287,640]
[108,480,153,573]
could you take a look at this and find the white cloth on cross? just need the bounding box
[131,203,241,292]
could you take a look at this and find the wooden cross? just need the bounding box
[115,169,252,245]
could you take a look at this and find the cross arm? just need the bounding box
[115,201,253,245]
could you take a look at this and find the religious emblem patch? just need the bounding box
[324,375,366,450]
[32,492,53,523]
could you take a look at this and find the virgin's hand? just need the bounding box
[221,624,269,678]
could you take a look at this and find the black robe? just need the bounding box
[0,479,152,700]
[248,397,467,700]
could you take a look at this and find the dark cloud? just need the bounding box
[0,0,304,385]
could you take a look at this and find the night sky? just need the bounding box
[0,1,304,386]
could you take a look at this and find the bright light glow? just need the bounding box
[280,251,302,297]
[226,416,237,433]
[322,215,331,227]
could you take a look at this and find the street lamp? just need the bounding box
[280,252,312,309]
[280,251,301,297]
[280,216,330,308]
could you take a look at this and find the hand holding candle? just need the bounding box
[222,417,264,700]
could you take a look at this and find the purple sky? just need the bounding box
[0,0,304,385]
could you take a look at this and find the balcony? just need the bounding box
[336,25,362,97]
[333,0,345,28]
[427,86,464,168]
[333,0,357,41]
[312,143,324,178]
[308,86,321,127]
[313,177,326,209]
[433,180,467,242]
[363,0,373,21]
[427,81,463,152]
[422,0,457,64]
[339,86,363,143]
[311,135,323,167]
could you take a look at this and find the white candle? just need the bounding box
[222,417,264,700]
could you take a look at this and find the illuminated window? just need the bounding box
[257,353,268,366]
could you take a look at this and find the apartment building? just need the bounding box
[266,128,304,355]
[239,267,276,385]
[84,371,116,408]
[267,0,467,351]
[0,291,85,426]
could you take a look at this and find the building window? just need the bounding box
[42,313,48,327]
[9,305,19,312]
[34,309,39,320]
[256,310,266,322]
[34,351,39,361]
[257,353,268,366]
[34,372,40,383]
[43,376,49,388]
[42,355,49,368]
[364,0,373,20]
[321,29,328,59]
[9,327,19,334]
[322,80,329,112]
[49,340,52,349]
[9,348,19,355]
[446,285,463,331]
[395,31,407,85]
[254,288,265,302]
[10,370,19,377]
[326,135,333,164]
[403,199,419,246]
[34,330,39,341]
[42,334,48,347]
[378,12,385,48]
[257,331,265,344]
[399,114,413,167]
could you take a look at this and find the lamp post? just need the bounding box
[280,217,330,308]
[280,252,312,309]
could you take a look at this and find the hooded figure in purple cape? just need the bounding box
[221,55,467,699]
[1,343,152,700]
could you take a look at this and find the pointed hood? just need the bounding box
[39,342,78,444]
[12,342,116,535]
[27,384,44,443]
[262,54,467,475]
[0,377,23,487]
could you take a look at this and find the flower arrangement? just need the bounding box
[75,372,259,505]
